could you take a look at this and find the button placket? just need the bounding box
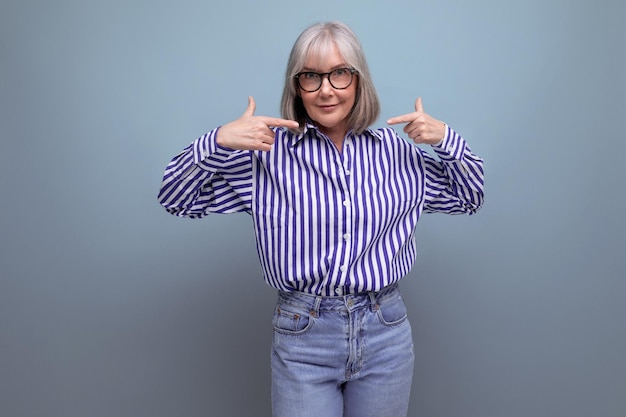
[334,136,355,292]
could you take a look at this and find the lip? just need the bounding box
[318,104,338,112]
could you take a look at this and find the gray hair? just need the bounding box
[280,21,380,135]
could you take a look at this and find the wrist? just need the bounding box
[214,127,235,152]
[431,122,448,147]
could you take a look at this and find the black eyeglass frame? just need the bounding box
[294,68,358,92]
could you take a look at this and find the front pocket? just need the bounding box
[376,294,408,327]
[273,306,314,335]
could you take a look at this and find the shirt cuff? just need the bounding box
[193,127,237,166]
[431,124,466,162]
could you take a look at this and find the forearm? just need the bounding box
[158,128,249,218]
[426,126,485,214]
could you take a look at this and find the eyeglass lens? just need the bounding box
[297,68,354,92]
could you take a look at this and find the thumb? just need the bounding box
[414,97,424,113]
[243,96,256,117]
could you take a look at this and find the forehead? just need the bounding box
[303,41,346,71]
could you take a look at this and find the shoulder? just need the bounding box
[373,127,398,140]
[370,127,432,171]
[370,127,419,152]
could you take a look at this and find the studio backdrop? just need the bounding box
[1,1,624,416]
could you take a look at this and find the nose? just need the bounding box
[319,76,333,94]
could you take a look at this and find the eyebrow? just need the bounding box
[301,63,349,72]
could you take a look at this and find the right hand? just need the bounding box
[216,96,299,152]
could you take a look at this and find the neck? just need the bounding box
[319,127,347,152]
[331,137,344,154]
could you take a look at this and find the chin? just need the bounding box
[314,116,344,130]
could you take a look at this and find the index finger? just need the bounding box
[386,113,416,126]
[259,116,299,129]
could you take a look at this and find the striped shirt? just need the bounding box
[158,123,484,296]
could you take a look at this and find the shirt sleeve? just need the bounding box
[422,124,484,214]
[157,128,253,218]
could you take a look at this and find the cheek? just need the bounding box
[343,86,357,106]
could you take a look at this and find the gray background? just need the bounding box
[1,0,625,416]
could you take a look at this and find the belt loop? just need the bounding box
[311,295,322,317]
[368,291,379,312]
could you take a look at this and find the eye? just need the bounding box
[334,68,349,76]
[303,72,319,80]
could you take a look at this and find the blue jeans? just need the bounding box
[271,284,415,417]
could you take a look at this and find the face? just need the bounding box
[298,42,357,141]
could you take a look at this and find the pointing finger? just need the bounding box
[387,97,425,125]
[387,113,415,125]
[260,116,300,130]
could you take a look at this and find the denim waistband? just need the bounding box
[277,283,400,314]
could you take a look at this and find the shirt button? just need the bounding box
[335,288,343,295]
[343,200,350,207]
[340,265,347,272]
[345,169,351,175]
[343,233,351,241]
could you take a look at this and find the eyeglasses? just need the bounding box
[294,67,358,92]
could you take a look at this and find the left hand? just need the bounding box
[387,97,446,145]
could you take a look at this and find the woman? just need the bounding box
[158,21,484,417]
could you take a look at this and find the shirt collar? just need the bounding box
[290,121,383,146]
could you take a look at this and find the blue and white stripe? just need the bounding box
[158,123,484,296]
